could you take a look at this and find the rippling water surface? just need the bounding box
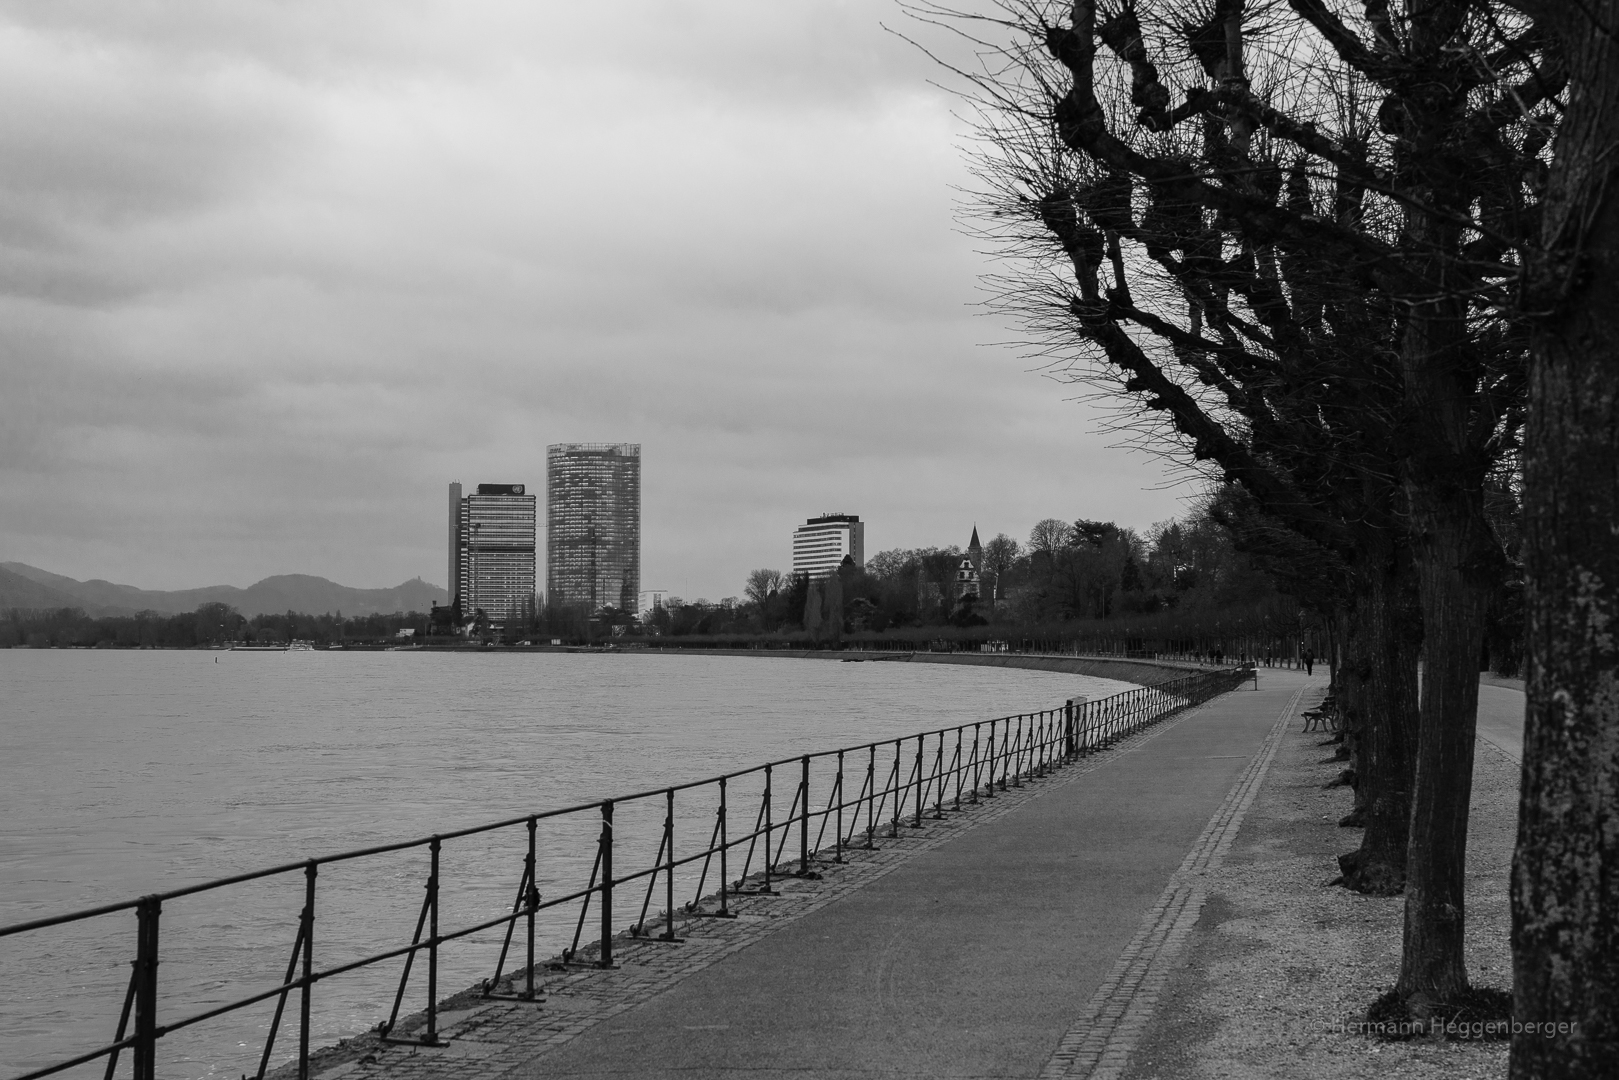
[0,649,1133,1078]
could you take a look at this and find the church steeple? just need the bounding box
[968,524,982,571]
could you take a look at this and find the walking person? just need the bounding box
[1303,645,1315,676]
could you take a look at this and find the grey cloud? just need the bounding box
[0,1,1190,597]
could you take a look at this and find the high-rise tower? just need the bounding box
[547,444,641,612]
[791,514,864,578]
[447,481,463,603]
[447,482,536,624]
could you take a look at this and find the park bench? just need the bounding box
[1302,696,1338,733]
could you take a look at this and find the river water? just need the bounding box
[0,649,1133,1079]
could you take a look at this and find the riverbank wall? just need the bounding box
[644,648,1212,687]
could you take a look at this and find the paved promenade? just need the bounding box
[1475,677,1526,762]
[331,669,1313,1080]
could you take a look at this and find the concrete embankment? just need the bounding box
[647,647,1211,687]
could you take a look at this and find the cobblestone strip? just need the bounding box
[297,695,1232,1080]
[1038,682,1310,1080]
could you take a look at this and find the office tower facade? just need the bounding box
[447,481,462,601]
[791,514,864,578]
[448,482,537,624]
[547,443,641,612]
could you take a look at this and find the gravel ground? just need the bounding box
[1120,698,1518,1080]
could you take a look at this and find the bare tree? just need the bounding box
[744,568,785,609]
[1027,517,1073,552]
[981,532,1022,607]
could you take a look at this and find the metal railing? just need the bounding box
[0,666,1251,1080]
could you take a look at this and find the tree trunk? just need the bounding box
[1394,312,1497,1002]
[1397,509,1489,1000]
[1338,564,1420,895]
[1514,4,1619,1073]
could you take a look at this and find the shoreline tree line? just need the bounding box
[0,604,428,649]
[640,493,1344,655]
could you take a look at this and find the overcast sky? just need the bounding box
[0,1,1195,600]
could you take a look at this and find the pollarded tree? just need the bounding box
[912,0,1544,1020]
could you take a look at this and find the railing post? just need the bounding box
[762,765,774,891]
[952,729,964,809]
[1065,700,1075,761]
[599,802,614,967]
[1010,716,1022,788]
[525,817,538,999]
[834,751,845,862]
[865,745,877,848]
[799,756,812,875]
[931,732,945,818]
[970,723,981,803]
[661,789,681,941]
[985,721,996,798]
[717,779,731,916]
[299,862,316,1074]
[890,740,902,837]
[132,896,160,1080]
[426,838,441,1044]
[913,737,924,827]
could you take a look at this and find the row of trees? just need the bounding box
[900,0,1614,1071]
[1,604,428,648]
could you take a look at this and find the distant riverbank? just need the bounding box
[636,647,1210,687]
[3,638,1227,688]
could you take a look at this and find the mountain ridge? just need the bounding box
[0,563,448,618]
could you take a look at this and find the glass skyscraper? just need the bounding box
[547,443,641,612]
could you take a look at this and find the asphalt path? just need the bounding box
[509,670,1311,1080]
[1476,679,1526,763]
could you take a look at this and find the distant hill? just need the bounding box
[0,563,448,618]
[0,565,83,611]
